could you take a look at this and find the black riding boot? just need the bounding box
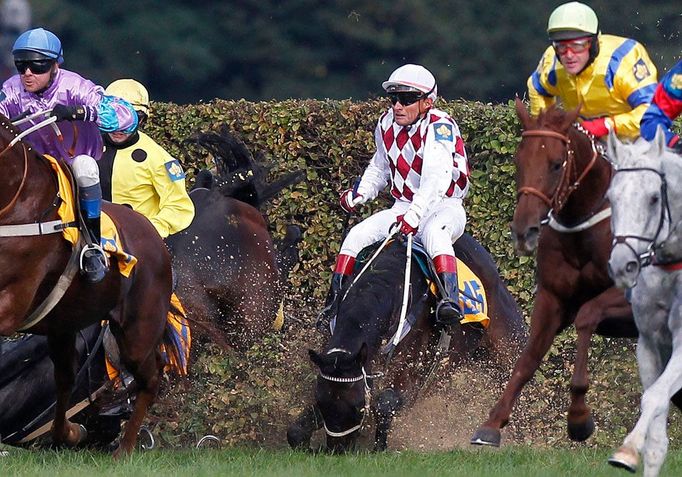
[316,273,344,333]
[435,272,463,328]
[80,216,108,284]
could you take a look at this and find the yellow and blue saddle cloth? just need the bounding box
[411,242,490,329]
[45,154,190,376]
[45,154,137,277]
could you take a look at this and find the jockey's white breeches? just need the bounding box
[71,154,100,188]
[340,197,466,258]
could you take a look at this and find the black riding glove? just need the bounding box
[50,104,87,121]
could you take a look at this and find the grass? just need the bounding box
[2,446,682,477]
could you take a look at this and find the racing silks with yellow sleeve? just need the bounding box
[100,131,195,238]
[528,34,658,140]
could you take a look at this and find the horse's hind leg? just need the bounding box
[568,287,632,441]
[109,305,165,457]
[48,332,87,446]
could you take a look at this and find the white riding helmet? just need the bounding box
[547,2,599,41]
[382,64,437,101]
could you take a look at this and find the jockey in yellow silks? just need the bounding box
[100,79,194,238]
[528,2,658,140]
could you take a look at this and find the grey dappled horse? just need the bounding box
[606,130,682,477]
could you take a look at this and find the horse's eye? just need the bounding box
[551,160,563,172]
[650,195,659,206]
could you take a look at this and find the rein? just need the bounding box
[611,166,671,268]
[0,115,71,236]
[518,124,603,220]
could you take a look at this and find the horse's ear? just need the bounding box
[355,342,368,366]
[309,349,323,368]
[514,97,531,130]
[607,130,622,165]
[653,125,668,155]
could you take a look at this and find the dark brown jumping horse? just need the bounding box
[470,99,641,447]
[0,114,173,457]
[167,128,302,349]
[288,233,527,452]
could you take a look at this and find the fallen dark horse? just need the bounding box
[167,126,303,349]
[0,126,301,450]
[288,233,527,452]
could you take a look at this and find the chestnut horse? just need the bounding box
[0,113,173,457]
[470,99,641,447]
[288,233,526,452]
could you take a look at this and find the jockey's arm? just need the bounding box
[356,122,390,201]
[74,80,138,134]
[640,62,682,146]
[609,48,658,140]
[528,48,558,117]
[147,142,195,238]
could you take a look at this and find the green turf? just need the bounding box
[2,446,681,477]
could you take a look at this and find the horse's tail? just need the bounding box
[159,298,192,376]
[275,224,303,284]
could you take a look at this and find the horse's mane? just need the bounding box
[185,125,303,209]
[534,104,575,131]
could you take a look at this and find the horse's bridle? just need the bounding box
[318,365,383,438]
[0,138,29,221]
[517,125,602,216]
[611,167,672,268]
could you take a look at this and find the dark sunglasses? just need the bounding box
[387,91,426,106]
[14,59,54,75]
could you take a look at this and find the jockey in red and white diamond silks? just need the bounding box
[317,64,471,332]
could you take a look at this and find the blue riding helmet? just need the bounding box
[12,28,64,64]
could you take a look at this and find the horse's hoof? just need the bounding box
[608,446,638,473]
[470,427,501,447]
[567,415,595,441]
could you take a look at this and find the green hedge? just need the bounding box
[146,98,534,308]
[142,99,678,449]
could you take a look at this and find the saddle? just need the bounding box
[329,239,490,338]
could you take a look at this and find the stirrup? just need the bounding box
[79,243,109,284]
[435,299,463,328]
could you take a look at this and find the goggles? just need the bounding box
[552,37,591,56]
[14,59,54,75]
[387,91,426,106]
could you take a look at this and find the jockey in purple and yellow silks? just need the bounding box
[316,64,470,334]
[640,60,682,153]
[0,28,138,284]
[528,2,658,141]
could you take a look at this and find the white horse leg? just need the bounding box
[609,333,663,472]
[612,303,682,475]
[642,408,669,477]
